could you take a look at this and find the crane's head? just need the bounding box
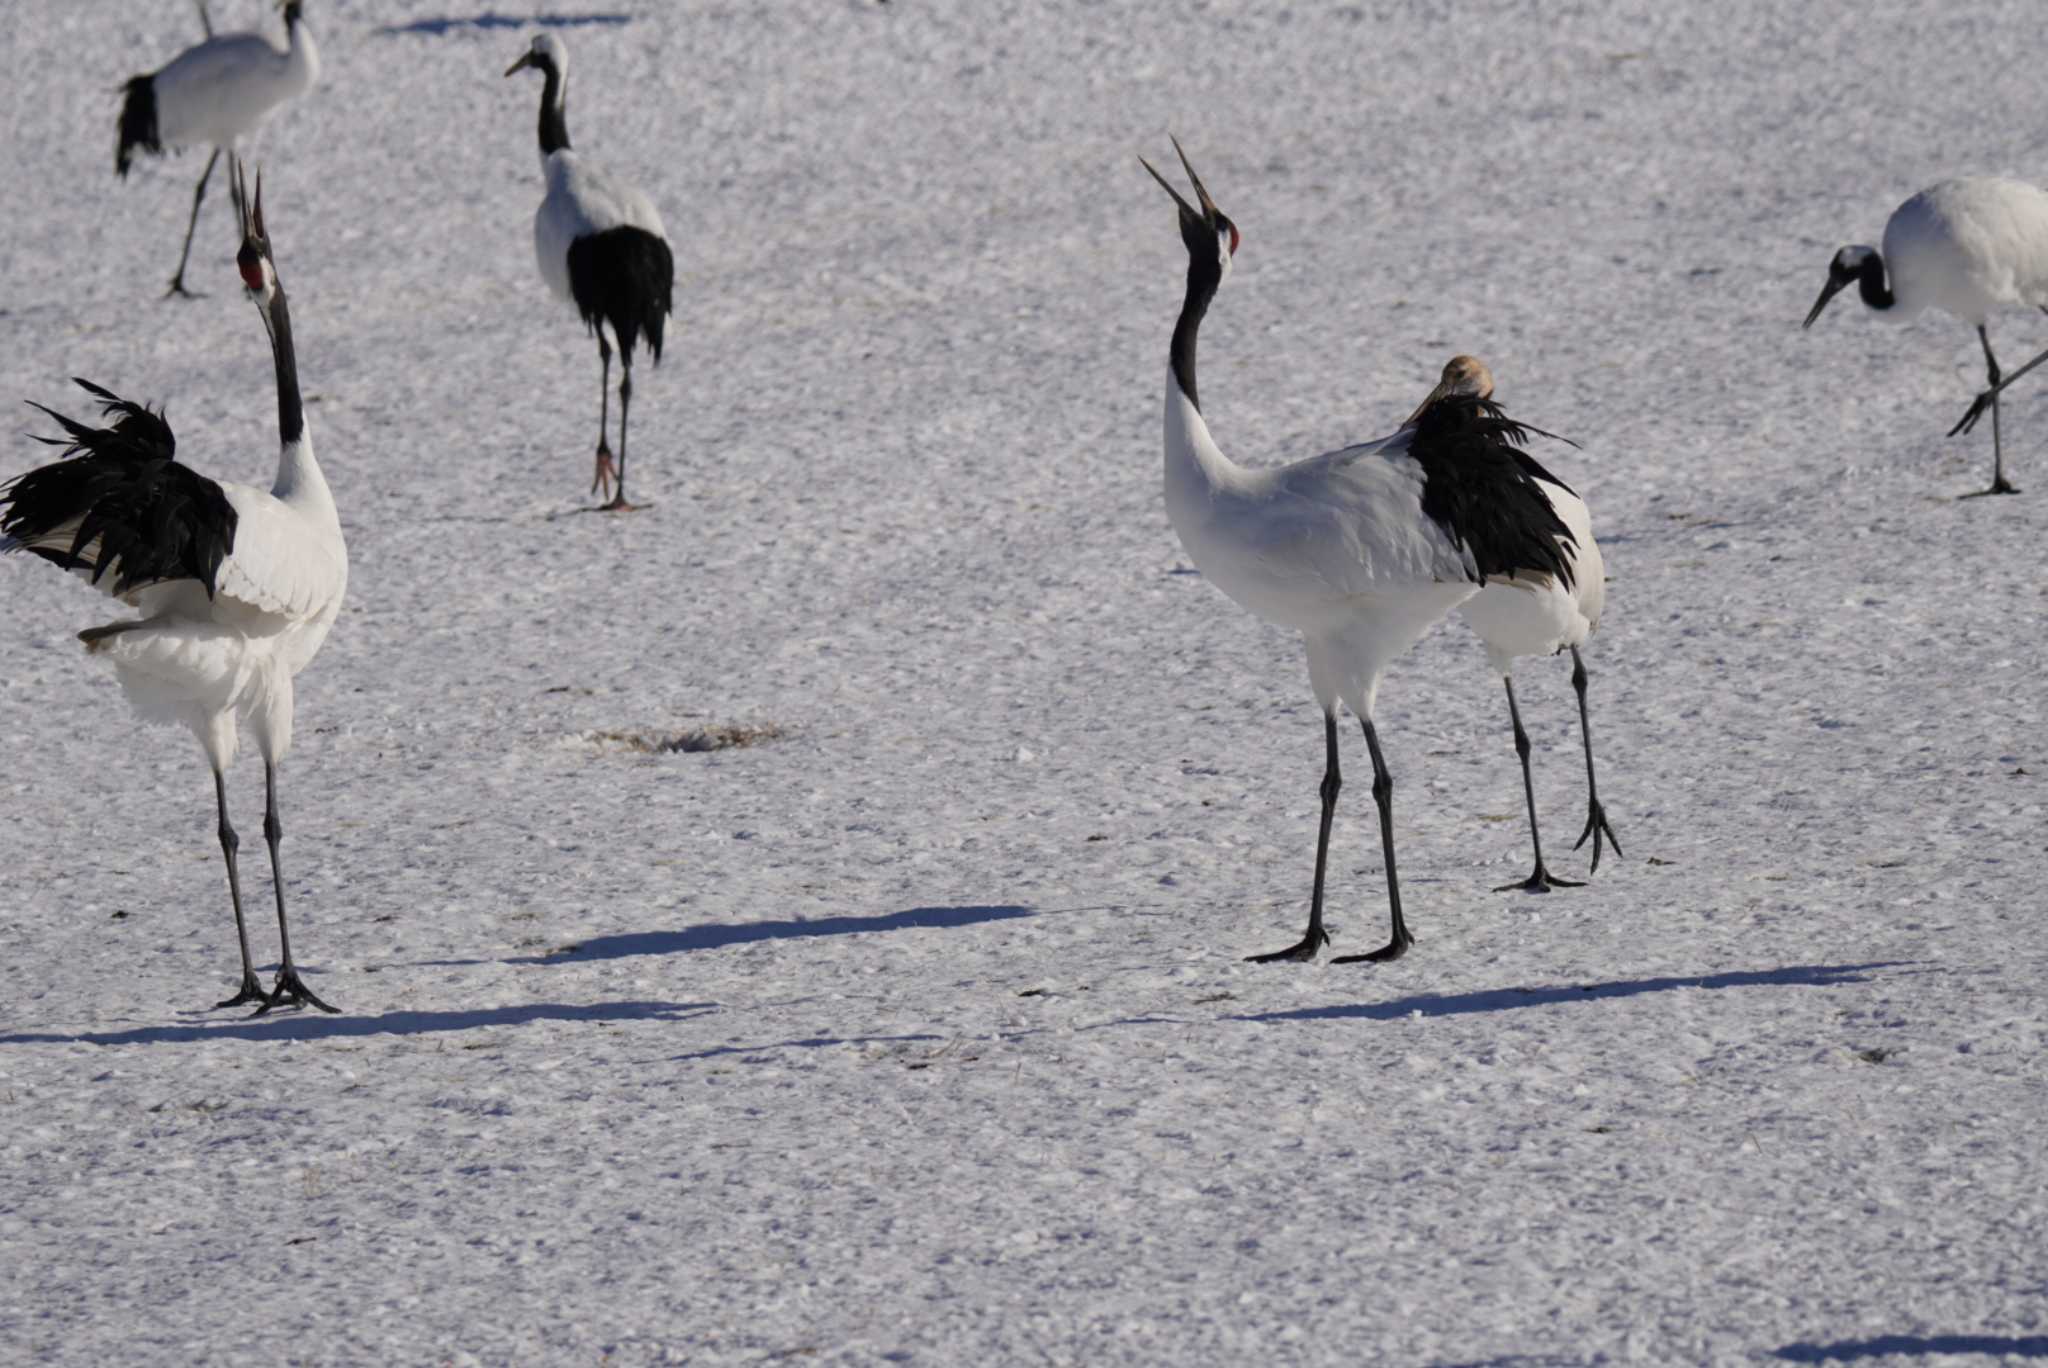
[1405,355,1496,426]
[1141,137,1240,284]
[506,32,568,81]
[1804,245,1879,329]
[232,158,279,304]
[279,0,305,27]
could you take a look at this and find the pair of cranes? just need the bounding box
[118,7,671,509]
[12,4,2048,1008]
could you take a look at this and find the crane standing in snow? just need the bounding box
[507,33,675,511]
[1410,356,1621,892]
[1144,140,1578,964]
[1805,177,2048,497]
[117,0,320,299]
[2,163,348,1014]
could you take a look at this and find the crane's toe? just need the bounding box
[1574,801,1623,873]
[1494,866,1586,893]
[251,969,339,1017]
[590,446,617,500]
[1331,933,1413,965]
[1245,927,1330,963]
[212,971,267,1009]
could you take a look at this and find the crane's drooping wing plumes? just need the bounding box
[1406,394,1578,593]
[2,379,237,598]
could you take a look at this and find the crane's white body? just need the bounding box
[1165,381,1480,719]
[1877,178,2048,325]
[533,153,669,302]
[149,18,319,154]
[1460,479,1603,675]
[40,437,346,772]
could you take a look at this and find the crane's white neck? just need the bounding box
[1164,364,1248,518]
[283,6,321,94]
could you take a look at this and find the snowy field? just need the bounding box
[3,0,2047,1363]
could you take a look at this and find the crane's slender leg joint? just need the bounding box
[165,148,221,300]
[1568,647,1623,871]
[1496,677,1583,892]
[1248,712,1340,963]
[252,762,337,1015]
[211,769,266,1009]
[1332,719,1413,964]
[590,331,616,501]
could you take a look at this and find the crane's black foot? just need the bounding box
[1331,932,1414,965]
[1494,865,1585,893]
[252,968,339,1016]
[593,493,646,513]
[1573,801,1624,874]
[1960,475,2021,498]
[213,971,267,1009]
[163,278,202,301]
[1245,926,1329,963]
[1948,394,1992,438]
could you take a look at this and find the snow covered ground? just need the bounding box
[3,1,2046,1362]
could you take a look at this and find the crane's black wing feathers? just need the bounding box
[1408,394,1577,592]
[3,378,237,598]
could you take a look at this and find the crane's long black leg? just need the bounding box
[1247,712,1339,963]
[590,332,615,501]
[604,351,636,511]
[1568,647,1623,872]
[165,148,220,300]
[211,769,265,1009]
[1963,326,2022,496]
[253,761,337,1015]
[1496,677,1583,892]
[1332,719,1413,964]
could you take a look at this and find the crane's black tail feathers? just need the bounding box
[566,227,675,364]
[1408,394,1579,593]
[3,378,236,598]
[117,76,162,178]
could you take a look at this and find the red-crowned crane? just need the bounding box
[2,163,347,1014]
[117,1,320,299]
[507,33,674,511]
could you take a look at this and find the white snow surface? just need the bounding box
[3,2,2046,1364]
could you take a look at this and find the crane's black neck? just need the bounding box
[284,1,303,33]
[1172,249,1222,412]
[264,287,304,447]
[1855,250,1894,311]
[537,62,571,156]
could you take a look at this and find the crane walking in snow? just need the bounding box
[1144,139,1578,964]
[507,33,675,511]
[1411,356,1621,891]
[2,162,348,1014]
[116,1,320,299]
[1804,177,2048,497]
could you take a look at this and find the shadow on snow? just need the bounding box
[1774,1335,2048,1362]
[1238,961,1911,1024]
[0,999,711,1047]
[506,903,1036,965]
[374,12,632,37]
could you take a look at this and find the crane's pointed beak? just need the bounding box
[506,52,536,77]
[1170,135,1218,218]
[1139,154,1199,221]
[1404,375,1456,427]
[1803,277,1847,330]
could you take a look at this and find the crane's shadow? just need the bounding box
[0,999,710,1047]
[491,903,1037,966]
[375,12,632,37]
[1237,961,1912,1024]
[1774,1334,2048,1362]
